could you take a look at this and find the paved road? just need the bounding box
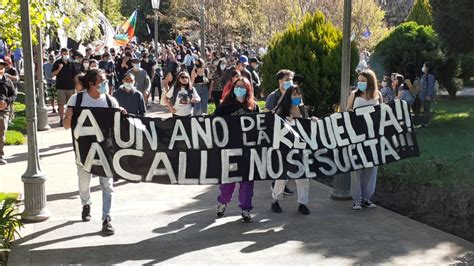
[1,104,473,265]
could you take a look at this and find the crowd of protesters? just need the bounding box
[0,38,436,235]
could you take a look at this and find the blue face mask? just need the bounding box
[99,82,108,94]
[233,86,247,98]
[357,81,367,92]
[291,97,302,106]
[283,80,293,90]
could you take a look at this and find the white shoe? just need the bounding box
[352,200,362,210]
[216,203,226,218]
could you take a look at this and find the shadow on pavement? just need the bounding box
[7,143,73,164]
[10,182,472,264]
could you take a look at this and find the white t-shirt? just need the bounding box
[67,92,120,108]
[166,86,200,116]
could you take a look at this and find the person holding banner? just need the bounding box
[346,69,381,210]
[271,85,311,215]
[215,77,259,223]
[165,71,201,117]
[64,69,126,235]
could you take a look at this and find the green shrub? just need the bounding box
[14,92,25,104]
[0,198,23,249]
[5,130,26,145]
[459,53,474,81]
[370,21,459,96]
[12,102,26,114]
[9,116,27,134]
[370,22,441,77]
[261,11,358,116]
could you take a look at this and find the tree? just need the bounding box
[0,0,103,49]
[370,21,460,97]
[406,0,432,26]
[261,12,358,116]
[93,0,124,26]
[430,0,474,54]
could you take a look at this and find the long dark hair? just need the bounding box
[77,69,104,90]
[173,71,193,92]
[355,69,379,100]
[275,86,303,118]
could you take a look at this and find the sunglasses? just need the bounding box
[180,76,189,80]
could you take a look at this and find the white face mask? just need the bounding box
[123,82,134,91]
[220,64,226,71]
[83,63,90,69]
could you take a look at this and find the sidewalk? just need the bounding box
[1,104,473,265]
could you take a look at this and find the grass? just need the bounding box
[207,100,266,115]
[380,97,474,186]
[5,102,27,145]
[0,193,19,203]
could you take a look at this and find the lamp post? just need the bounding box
[331,0,352,200]
[199,0,206,57]
[151,0,160,61]
[20,0,50,222]
[35,27,50,131]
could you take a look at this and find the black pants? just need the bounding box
[151,78,162,102]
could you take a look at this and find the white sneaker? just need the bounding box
[216,203,226,218]
[352,200,362,210]
[241,210,252,223]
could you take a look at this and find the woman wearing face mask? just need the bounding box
[220,67,242,102]
[346,69,382,210]
[380,77,395,103]
[395,74,415,107]
[419,62,435,127]
[166,71,200,117]
[209,58,227,107]
[113,72,146,116]
[191,58,210,115]
[63,69,126,236]
[271,86,312,215]
[215,77,259,223]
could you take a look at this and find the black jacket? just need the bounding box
[0,75,16,111]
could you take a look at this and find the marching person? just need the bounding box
[265,69,296,196]
[271,85,311,215]
[63,69,126,235]
[0,59,17,165]
[165,71,200,117]
[113,73,146,116]
[126,58,151,107]
[215,77,259,223]
[346,69,381,210]
[52,48,77,127]
[190,58,210,115]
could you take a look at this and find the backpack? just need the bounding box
[75,91,113,108]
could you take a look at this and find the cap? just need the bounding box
[249,57,258,64]
[239,55,249,65]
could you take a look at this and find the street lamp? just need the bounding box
[151,0,160,61]
[331,0,352,200]
[19,0,50,222]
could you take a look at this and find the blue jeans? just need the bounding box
[77,165,113,221]
[193,83,209,115]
